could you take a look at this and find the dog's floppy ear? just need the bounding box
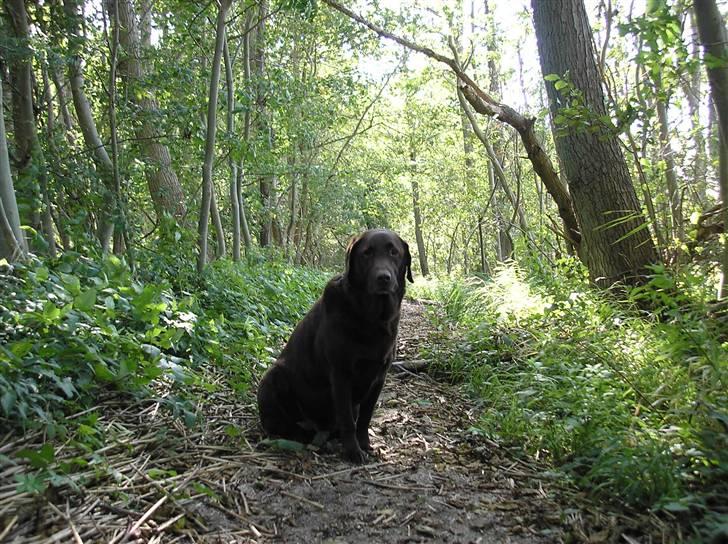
[345,233,363,282]
[401,238,414,283]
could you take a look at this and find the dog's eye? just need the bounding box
[390,248,399,256]
[362,248,374,257]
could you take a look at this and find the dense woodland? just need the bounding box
[1,0,727,541]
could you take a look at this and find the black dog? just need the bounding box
[257,229,413,462]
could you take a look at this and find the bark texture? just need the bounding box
[532,0,658,285]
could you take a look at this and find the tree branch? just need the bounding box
[322,0,582,248]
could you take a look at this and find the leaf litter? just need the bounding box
[0,300,681,542]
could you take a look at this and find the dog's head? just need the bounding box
[345,229,413,295]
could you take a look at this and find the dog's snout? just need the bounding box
[376,271,392,285]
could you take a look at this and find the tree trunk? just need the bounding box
[0,77,26,260]
[49,67,76,144]
[198,0,231,273]
[410,172,429,276]
[111,0,186,221]
[694,0,728,149]
[253,0,274,247]
[223,36,241,261]
[532,0,658,286]
[693,0,728,297]
[4,0,57,254]
[210,185,226,259]
[64,0,117,251]
[655,95,684,242]
[684,7,708,203]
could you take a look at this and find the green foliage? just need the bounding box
[426,261,727,534]
[0,252,327,434]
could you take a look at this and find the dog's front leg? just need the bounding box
[356,378,384,452]
[330,367,366,463]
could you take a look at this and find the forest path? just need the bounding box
[4,301,602,543]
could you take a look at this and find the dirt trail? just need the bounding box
[3,300,596,543]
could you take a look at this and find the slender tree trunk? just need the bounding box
[253,0,274,247]
[719,135,728,298]
[49,67,76,144]
[653,72,684,242]
[457,88,529,233]
[0,77,26,260]
[198,0,231,273]
[685,8,708,203]
[532,0,658,286]
[210,186,226,259]
[4,0,57,254]
[693,0,728,297]
[223,36,241,261]
[111,0,186,221]
[65,0,117,251]
[410,155,429,276]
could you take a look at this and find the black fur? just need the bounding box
[257,229,413,462]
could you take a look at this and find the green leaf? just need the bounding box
[42,301,61,322]
[74,288,97,312]
[60,273,81,296]
[1,390,17,415]
[554,80,568,91]
[16,443,55,469]
[94,362,115,381]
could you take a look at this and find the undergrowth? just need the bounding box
[425,259,727,540]
[0,251,327,436]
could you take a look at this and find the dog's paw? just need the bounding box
[343,445,367,464]
[357,436,373,453]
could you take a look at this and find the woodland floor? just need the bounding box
[1,301,680,543]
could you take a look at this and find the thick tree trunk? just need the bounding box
[532,0,658,286]
[0,77,26,260]
[198,0,231,273]
[112,0,186,221]
[694,0,728,148]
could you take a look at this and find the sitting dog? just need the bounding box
[257,229,413,462]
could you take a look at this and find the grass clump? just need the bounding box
[426,259,727,537]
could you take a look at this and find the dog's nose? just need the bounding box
[376,271,391,285]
